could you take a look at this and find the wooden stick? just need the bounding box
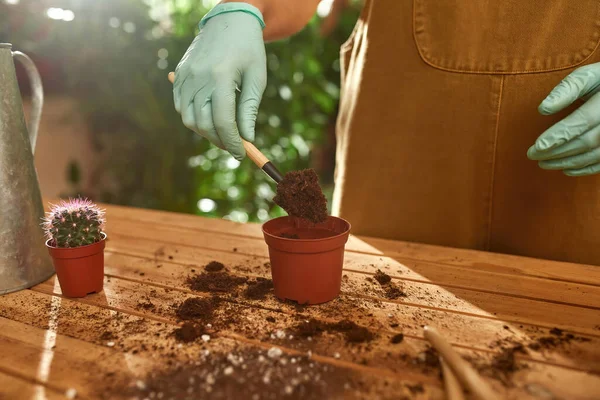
[440,357,466,400]
[167,72,283,182]
[423,326,500,400]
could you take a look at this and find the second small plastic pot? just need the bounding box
[262,216,351,305]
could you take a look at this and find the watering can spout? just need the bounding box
[0,43,55,295]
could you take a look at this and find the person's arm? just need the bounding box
[173,1,319,160]
[220,0,320,41]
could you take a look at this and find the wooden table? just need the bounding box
[1,203,599,399]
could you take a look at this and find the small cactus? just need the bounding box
[43,198,105,248]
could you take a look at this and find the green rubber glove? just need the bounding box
[173,3,267,160]
[528,62,600,176]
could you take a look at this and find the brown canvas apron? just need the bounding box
[333,0,600,265]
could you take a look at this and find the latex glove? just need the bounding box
[173,3,267,160]
[528,63,600,176]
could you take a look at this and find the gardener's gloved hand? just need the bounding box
[173,3,267,160]
[528,62,600,176]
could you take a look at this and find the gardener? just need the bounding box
[173,0,600,265]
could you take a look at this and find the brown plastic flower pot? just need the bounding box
[262,216,351,305]
[46,233,106,298]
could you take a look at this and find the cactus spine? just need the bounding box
[43,198,105,248]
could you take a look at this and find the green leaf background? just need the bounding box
[0,0,361,223]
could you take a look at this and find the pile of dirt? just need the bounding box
[371,270,407,299]
[291,318,375,344]
[384,286,406,300]
[205,261,225,272]
[374,270,392,285]
[120,348,358,400]
[244,278,274,300]
[173,322,206,343]
[390,333,404,344]
[187,271,248,293]
[273,169,328,223]
[176,297,221,322]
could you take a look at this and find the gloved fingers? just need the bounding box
[237,62,267,142]
[173,72,187,113]
[212,80,245,160]
[179,77,207,117]
[528,123,600,161]
[538,147,600,171]
[563,161,600,177]
[193,94,225,150]
[538,63,600,115]
[532,92,600,152]
[181,103,198,133]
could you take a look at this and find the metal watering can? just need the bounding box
[0,43,54,294]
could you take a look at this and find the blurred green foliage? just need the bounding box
[0,0,360,222]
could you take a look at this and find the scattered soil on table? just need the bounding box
[136,300,155,311]
[418,347,441,373]
[120,347,363,400]
[244,277,274,300]
[390,333,404,344]
[154,247,165,259]
[173,322,205,343]
[374,270,392,285]
[406,383,424,394]
[187,271,248,293]
[100,331,115,341]
[291,318,375,344]
[384,286,406,300]
[468,341,528,386]
[273,169,328,224]
[487,343,528,383]
[527,327,590,351]
[369,270,407,299]
[205,261,225,272]
[176,297,221,322]
[471,327,591,386]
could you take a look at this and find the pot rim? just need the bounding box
[262,216,351,242]
[45,232,107,249]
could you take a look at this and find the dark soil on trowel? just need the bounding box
[273,169,328,223]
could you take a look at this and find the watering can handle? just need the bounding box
[12,51,43,154]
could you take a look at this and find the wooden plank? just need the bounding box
[0,317,143,399]
[104,219,600,310]
[121,258,600,370]
[33,257,600,374]
[23,278,600,400]
[0,370,66,400]
[98,202,600,285]
[28,201,599,398]
[102,235,600,336]
[0,293,446,400]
